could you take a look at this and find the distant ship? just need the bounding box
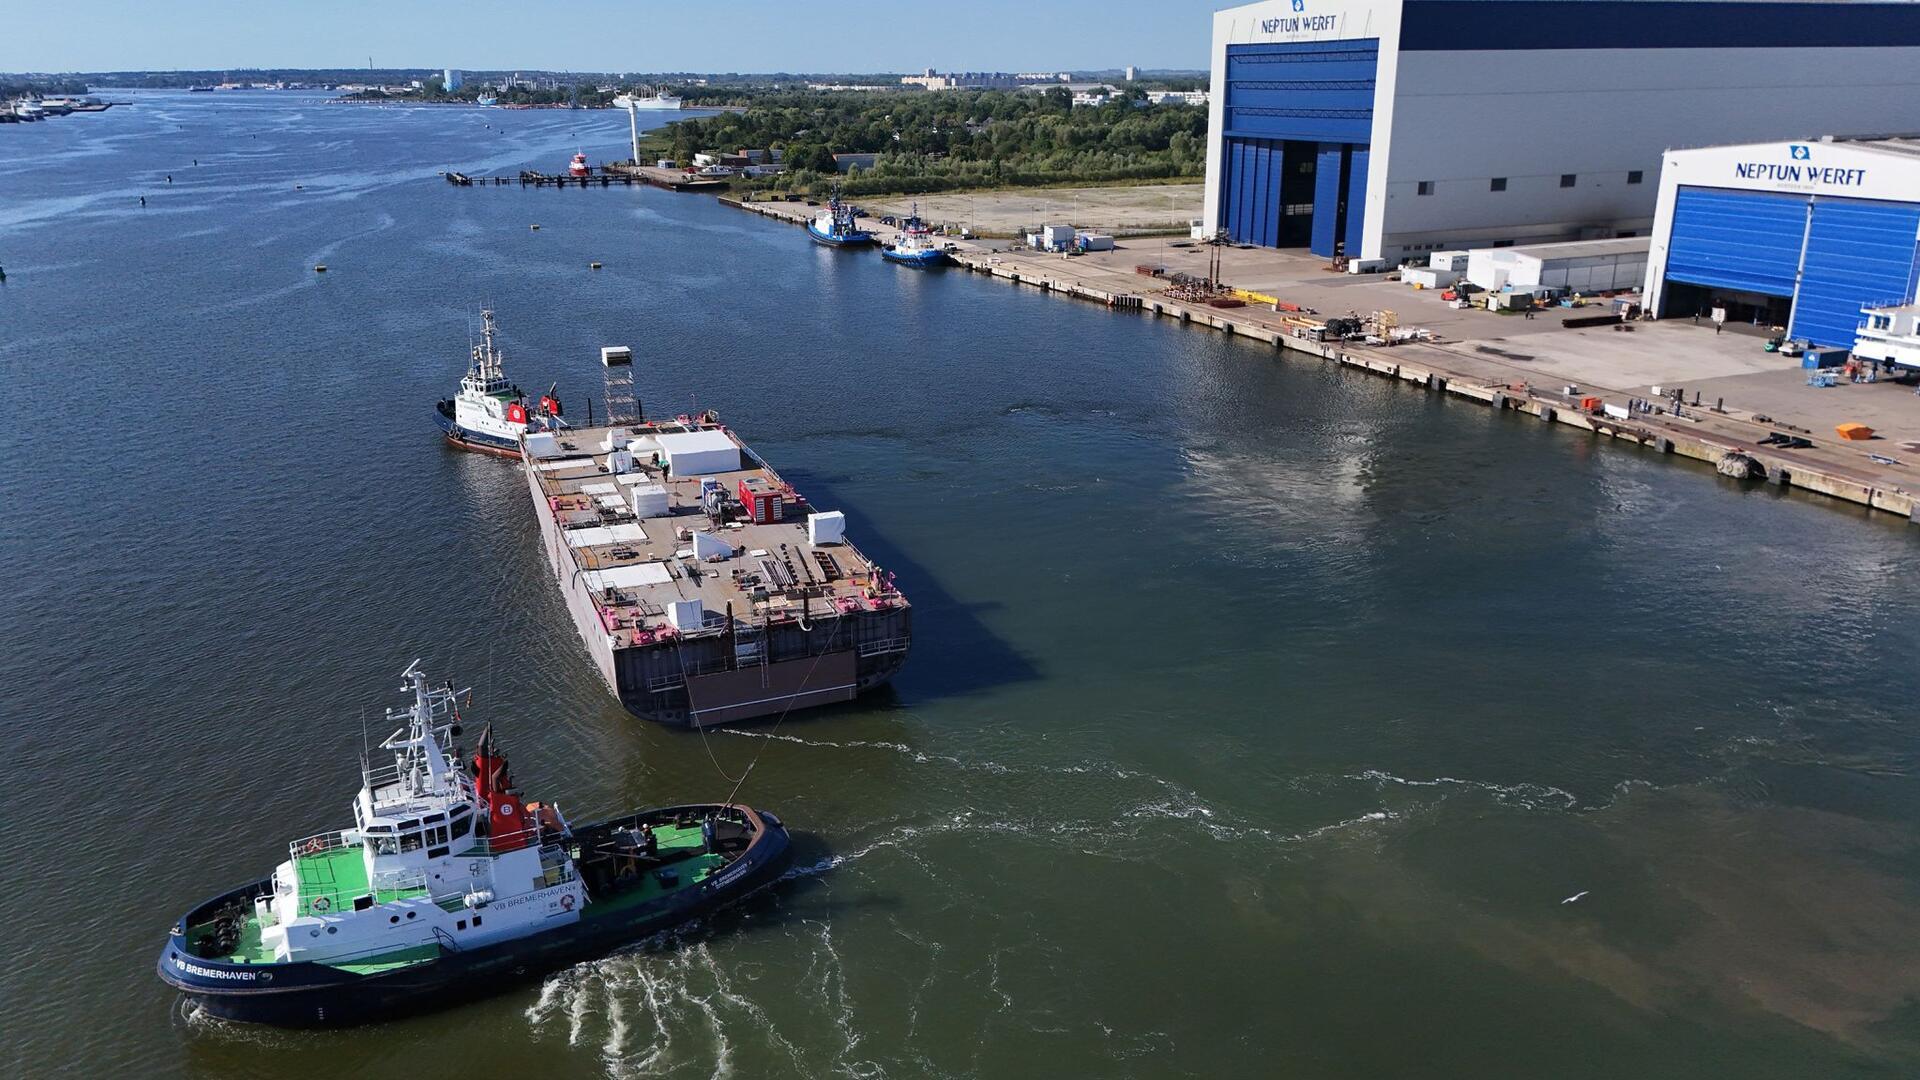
[567,151,590,177]
[474,94,498,107]
[880,205,950,268]
[155,662,792,1028]
[612,90,682,110]
[433,309,565,457]
[189,85,216,93]
[806,188,872,247]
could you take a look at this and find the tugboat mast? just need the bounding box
[367,661,465,797]
[473,310,504,382]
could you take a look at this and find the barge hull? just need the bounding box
[522,420,910,727]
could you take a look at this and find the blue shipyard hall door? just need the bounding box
[1217,39,1377,258]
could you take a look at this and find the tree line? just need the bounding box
[638,87,1207,195]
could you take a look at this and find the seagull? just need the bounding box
[1562,891,1589,905]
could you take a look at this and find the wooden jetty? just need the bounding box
[443,164,729,193]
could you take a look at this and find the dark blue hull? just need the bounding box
[159,805,791,1028]
[805,220,872,247]
[433,400,522,456]
[881,247,948,268]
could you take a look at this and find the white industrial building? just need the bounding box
[1642,136,1920,353]
[443,68,462,92]
[1465,236,1649,295]
[1203,0,1920,266]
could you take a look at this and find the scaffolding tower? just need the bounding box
[600,345,639,425]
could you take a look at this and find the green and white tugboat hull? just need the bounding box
[156,664,792,1028]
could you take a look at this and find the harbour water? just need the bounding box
[4,92,1920,1078]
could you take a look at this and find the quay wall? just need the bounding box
[721,196,1920,524]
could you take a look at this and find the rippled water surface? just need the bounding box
[4,92,1920,1079]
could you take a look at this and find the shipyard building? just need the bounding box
[1642,137,1920,356]
[1203,0,1920,266]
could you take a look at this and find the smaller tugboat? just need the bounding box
[157,663,793,1028]
[474,94,498,107]
[568,151,590,178]
[880,205,950,268]
[806,186,873,247]
[433,309,565,458]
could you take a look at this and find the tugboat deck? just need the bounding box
[212,821,725,969]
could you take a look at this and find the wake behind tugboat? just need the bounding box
[156,663,791,1028]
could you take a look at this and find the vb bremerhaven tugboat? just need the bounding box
[157,663,792,1028]
[805,185,872,247]
[433,309,566,458]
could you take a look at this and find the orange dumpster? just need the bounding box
[1837,423,1875,441]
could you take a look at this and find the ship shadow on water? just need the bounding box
[766,467,1040,708]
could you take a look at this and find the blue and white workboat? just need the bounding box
[806,188,872,247]
[880,206,949,268]
[433,309,564,458]
[157,663,793,1028]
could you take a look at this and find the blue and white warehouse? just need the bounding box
[1203,0,1920,265]
[1642,137,1920,349]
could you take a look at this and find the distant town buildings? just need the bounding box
[1124,65,1139,80]
[900,68,1065,91]
[1070,86,1209,108]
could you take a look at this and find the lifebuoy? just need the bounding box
[311,896,330,913]
[560,893,576,912]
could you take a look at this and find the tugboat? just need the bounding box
[433,309,564,458]
[156,663,793,1028]
[880,205,950,268]
[806,186,872,247]
[568,151,590,178]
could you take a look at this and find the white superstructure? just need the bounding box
[257,665,582,965]
[613,90,683,110]
[436,309,564,454]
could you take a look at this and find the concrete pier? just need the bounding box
[720,195,1920,524]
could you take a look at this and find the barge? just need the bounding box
[519,393,910,727]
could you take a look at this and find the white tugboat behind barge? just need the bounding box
[519,356,910,727]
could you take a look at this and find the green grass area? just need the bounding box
[637,87,1206,198]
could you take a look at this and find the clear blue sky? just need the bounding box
[7,0,1219,73]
